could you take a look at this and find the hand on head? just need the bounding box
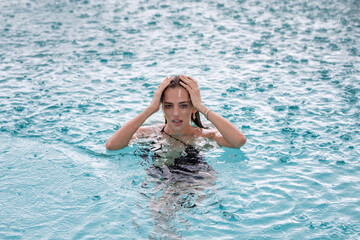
[149,75,205,115]
[149,76,172,114]
[178,75,203,111]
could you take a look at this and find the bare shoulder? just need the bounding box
[135,124,164,138]
[194,127,219,139]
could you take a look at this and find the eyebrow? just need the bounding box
[164,101,191,104]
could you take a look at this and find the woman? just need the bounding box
[107,75,246,234]
[106,75,246,153]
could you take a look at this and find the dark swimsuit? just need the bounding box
[145,125,213,181]
[160,126,203,166]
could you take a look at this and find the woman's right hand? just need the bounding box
[106,77,172,150]
[148,77,172,114]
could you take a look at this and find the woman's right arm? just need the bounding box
[106,107,155,150]
[106,77,172,151]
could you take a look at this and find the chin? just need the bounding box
[170,122,187,132]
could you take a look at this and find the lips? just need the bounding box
[172,119,183,126]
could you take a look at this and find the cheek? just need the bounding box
[182,107,193,115]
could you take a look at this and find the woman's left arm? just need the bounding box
[201,109,246,148]
[179,75,246,148]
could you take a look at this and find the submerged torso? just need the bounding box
[137,124,216,181]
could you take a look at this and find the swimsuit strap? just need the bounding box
[161,126,189,147]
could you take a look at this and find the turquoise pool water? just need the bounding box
[1,0,359,239]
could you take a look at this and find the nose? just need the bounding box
[173,105,180,117]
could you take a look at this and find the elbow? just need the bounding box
[106,140,125,151]
[105,140,115,151]
[231,135,247,148]
[241,135,247,147]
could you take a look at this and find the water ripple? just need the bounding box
[1,0,359,239]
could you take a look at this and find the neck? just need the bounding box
[164,124,192,136]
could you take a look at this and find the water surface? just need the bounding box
[1,0,359,239]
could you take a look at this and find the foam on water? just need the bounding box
[1,0,360,239]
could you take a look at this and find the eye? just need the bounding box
[180,104,188,109]
[165,104,172,109]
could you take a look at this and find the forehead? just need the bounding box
[163,87,190,103]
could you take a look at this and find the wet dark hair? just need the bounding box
[161,75,207,129]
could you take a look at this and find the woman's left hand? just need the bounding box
[179,75,206,112]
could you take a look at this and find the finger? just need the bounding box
[162,76,171,84]
[179,75,195,89]
[159,77,171,89]
[182,77,197,91]
[184,75,197,88]
[187,76,198,87]
[164,77,172,86]
[179,80,191,92]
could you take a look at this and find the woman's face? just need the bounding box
[162,87,194,132]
